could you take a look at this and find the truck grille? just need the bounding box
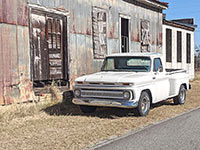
[80,89,124,99]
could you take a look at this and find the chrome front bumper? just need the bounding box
[72,98,138,109]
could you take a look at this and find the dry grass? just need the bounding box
[194,71,200,81]
[0,81,199,150]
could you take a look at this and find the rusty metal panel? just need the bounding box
[77,34,87,76]
[2,0,17,25]
[17,27,31,78]
[1,0,28,26]
[1,24,19,104]
[17,0,29,26]
[17,26,35,102]
[0,25,4,104]
[0,24,35,105]
[0,0,2,23]
[69,33,78,82]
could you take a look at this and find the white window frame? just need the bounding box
[119,14,131,53]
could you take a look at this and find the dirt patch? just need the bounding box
[0,81,199,150]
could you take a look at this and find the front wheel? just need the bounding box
[80,105,97,113]
[173,85,186,105]
[134,91,151,117]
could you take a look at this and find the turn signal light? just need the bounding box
[123,83,130,86]
[77,81,83,84]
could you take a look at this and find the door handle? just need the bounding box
[153,77,156,80]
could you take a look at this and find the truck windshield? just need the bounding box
[101,56,151,72]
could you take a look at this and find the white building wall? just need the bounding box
[162,24,195,80]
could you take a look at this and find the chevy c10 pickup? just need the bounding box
[72,53,191,116]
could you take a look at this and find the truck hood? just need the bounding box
[75,71,152,85]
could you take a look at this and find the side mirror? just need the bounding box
[157,67,163,72]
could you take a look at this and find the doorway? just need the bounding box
[30,9,68,87]
[121,18,129,53]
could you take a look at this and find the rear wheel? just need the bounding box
[80,105,97,113]
[134,91,151,116]
[173,85,186,105]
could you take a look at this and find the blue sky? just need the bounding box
[162,0,200,46]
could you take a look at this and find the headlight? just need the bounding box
[123,91,131,100]
[74,89,81,97]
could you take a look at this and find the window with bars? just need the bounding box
[177,31,182,62]
[166,28,172,62]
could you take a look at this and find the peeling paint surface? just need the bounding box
[0,0,35,105]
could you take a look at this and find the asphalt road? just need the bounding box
[95,108,200,150]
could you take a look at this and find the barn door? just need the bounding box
[30,11,68,85]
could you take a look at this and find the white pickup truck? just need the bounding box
[73,53,191,116]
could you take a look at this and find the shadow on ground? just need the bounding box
[42,91,176,119]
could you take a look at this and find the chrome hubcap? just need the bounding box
[141,96,150,112]
[179,89,186,103]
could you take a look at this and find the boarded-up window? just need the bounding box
[166,28,172,62]
[186,33,191,64]
[141,20,150,52]
[92,7,107,59]
[177,31,182,62]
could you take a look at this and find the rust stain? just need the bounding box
[0,0,34,105]
[0,25,4,105]
[2,0,17,25]
[86,18,91,35]
[73,24,76,34]
[109,24,115,38]
[136,32,140,42]
[72,9,75,21]
[17,0,28,26]
[1,0,28,26]
[0,0,2,23]
[131,33,134,41]
[159,32,162,45]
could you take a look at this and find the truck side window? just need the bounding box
[153,58,163,72]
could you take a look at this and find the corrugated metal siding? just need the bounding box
[28,0,164,84]
[0,0,35,105]
[0,0,28,26]
[0,24,4,104]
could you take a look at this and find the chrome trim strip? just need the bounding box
[72,98,138,109]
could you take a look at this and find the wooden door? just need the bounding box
[30,11,68,83]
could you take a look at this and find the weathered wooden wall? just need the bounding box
[28,0,164,85]
[0,0,35,104]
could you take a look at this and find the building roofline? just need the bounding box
[123,0,168,12]
[148,0,168,8]
[135,0,168,9]
[163,19,196,32]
